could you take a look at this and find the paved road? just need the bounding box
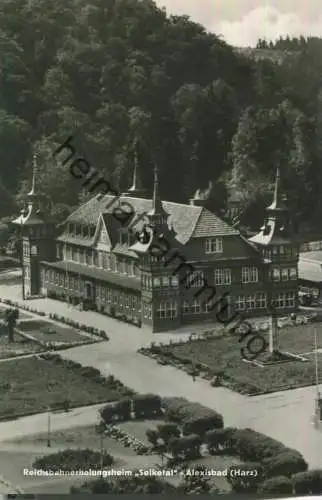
[1,277,322,471]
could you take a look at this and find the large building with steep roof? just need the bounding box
[13,152,299,332]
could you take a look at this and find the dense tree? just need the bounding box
[0,0,321,234]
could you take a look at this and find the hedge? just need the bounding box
[162,397,224,436]
[258,476,293,495]
[292,470,322,495]
[33,449,113,471]
[132,393,162,418]
[227,463,263,493]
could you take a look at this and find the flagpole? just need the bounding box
[314,328,320,399]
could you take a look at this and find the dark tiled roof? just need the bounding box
[65,194,239,245]
[41,260,141,291]
[192,209,239,237]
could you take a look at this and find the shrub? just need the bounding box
[114,398,131,421]
[258,476,293,495]
[162,397,224,435]
[263,451,308,478]
[157,423,180,444]
[33,448,113,471]
[205,428,233,454]
[132,394,161,418]
[182,413,224,436]
[292,470,322,495]
[227,463,263,493]
[100,404,116,424]
[71,475,176,493]
[169,434,201,460]
[146,429,159,447]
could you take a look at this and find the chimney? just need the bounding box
[189,181,213,207]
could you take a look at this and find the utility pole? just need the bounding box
[47,406,51,447]
[99,432,104,476]
[314,328,321,427]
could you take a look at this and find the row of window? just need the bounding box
[67,223,95,238]
[235,293,267,311]
[63,245,139,277]
[271,268,297,281]
[185,267,259,286]
[142,274,179,290]
[263,246,298,259]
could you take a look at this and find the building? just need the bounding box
[298,251,322,303]
[12,153,299,332]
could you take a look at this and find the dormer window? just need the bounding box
[205,238,223,254]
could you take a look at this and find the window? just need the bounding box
[153,276,161,287]
[93,252,98,267]
[246,295,256,309]
[281,268,289,281]
[272,268,280,281]
[171,275,179,287]
[25,265,30,279]
[205,238,223,254]
[272,292,296,309]
[241,267,258,283]
[182,301,190,315]
[290,268,297,280]
[125,295,130,309]
[185,271,204,288]
[191,299,201,314]
[204,296,217,313]
[255,293,267,308]
[156,301,177,319]
[214,268,231,285]
[143,303,152,320]
[86,250,92,265]
[162,276,170,288]
[235,296,246,311]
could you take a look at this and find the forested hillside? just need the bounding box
[0,0,322,235]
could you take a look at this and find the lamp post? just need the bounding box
[20,208,26,301]
[47,406,51,447]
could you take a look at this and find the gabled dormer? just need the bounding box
[93,213,112,251]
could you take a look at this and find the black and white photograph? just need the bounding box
[0,0,321,496]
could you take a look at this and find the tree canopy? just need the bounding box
[0,0,321,232]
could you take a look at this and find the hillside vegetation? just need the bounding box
[0,1,321,234]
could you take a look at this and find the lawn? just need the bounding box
[151,323,322,394]
[118,419,166,445]
[17,319,90,344]
[0,356,129,417]
[0,334,43,359]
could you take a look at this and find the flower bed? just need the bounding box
[0,297,110,340]
[0,354,134,419]
[32,448,114,471]
[48,313,109,340]
[103,424,149,455]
